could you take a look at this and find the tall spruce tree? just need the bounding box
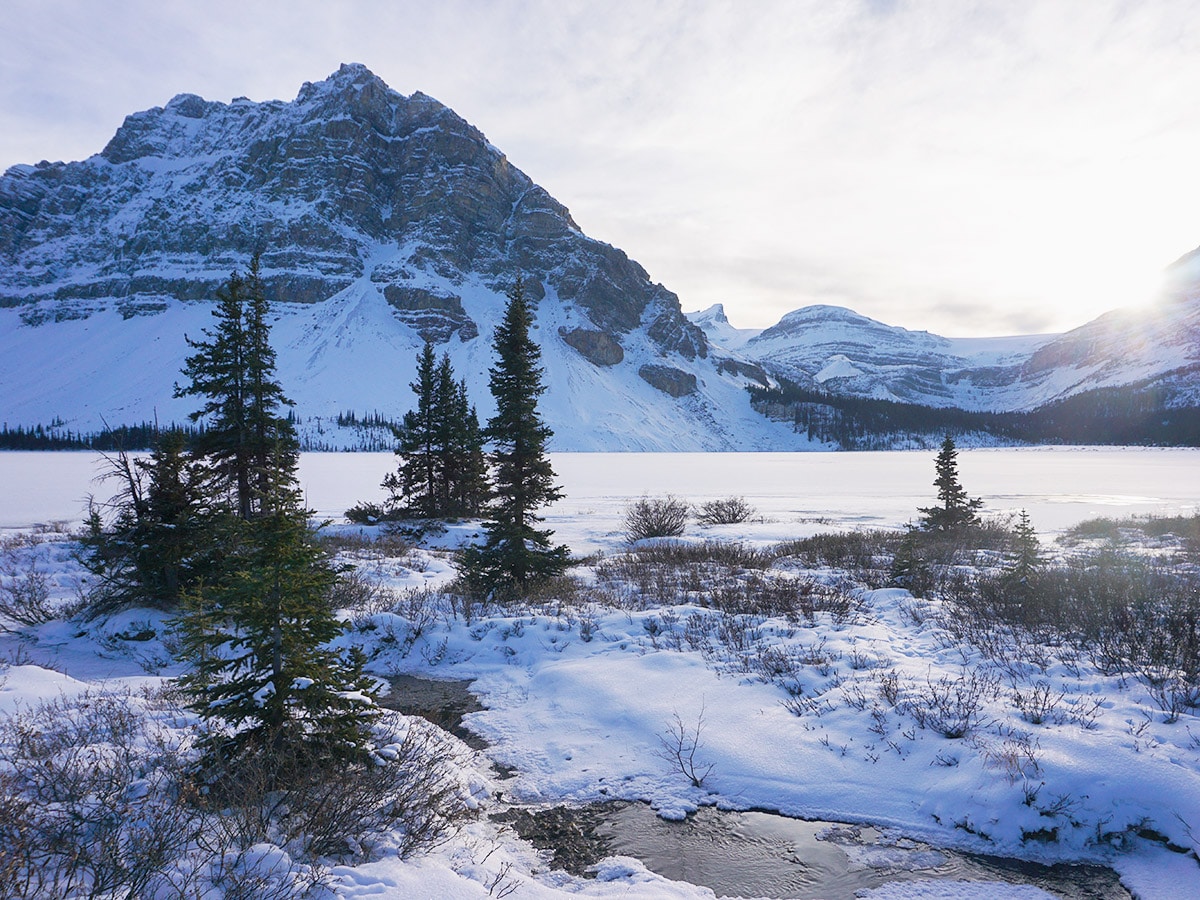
[386,342,441,518]
[459,277,568,596]
[435,361,488,518]
[174,254,377,774]
[243,256,299,513]
[917,434,982,532]
[175,254,297,520]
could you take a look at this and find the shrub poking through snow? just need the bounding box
[0,533,56,628]
[0,689,474,899]
[695,496,756,526]
[624,495,689,542]
[0,690,202,899]
[656,705,715,788]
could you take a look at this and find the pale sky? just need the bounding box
[3,0,1200,336]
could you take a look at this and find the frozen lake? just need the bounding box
[1,448,1196,553]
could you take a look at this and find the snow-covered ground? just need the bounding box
[2,448,1199,898]
[6,447,1192,535]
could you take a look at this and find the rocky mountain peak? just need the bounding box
[1,64,707,357]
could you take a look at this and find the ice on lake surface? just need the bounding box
[1,449,1196,550]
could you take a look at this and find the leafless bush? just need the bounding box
[0,536,56,629]
[810,582,866,625]
[877,669,902,707]
[629,540,774,570]
[773,530,903,588]
[624,495,689,542]
[753,644,803,683]
[328,567,390,613]
[795,636,841,677]
[942,545,1200,724]
[901,669,998,738]
[711,572,817,620]
[1012,680,1066,725]
[979,733,1043,799]
[0,686,475,899]
[319,529,414,558]
[695,496,756,526]
[197,713,475,860]
[1063,513,1200,556]
[594,541,776,612]
[0,690,201,900]
[847,643,888,671]
[0,568,53,629]
[656,706,715,787]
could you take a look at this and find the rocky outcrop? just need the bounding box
[382,285,478,343]
[559,327,623,366]
[715,357,770,386]
[639,364,697,398]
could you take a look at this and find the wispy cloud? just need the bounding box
[3,0,1199,336]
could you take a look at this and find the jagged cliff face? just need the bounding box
[0,63,705,358]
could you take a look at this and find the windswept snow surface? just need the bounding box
[2,449,1200,898]
[0,269,800,452]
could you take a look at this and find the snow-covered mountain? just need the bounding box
[3,62,1196,449]
[0,64,801,451]
[691,292,1200,414]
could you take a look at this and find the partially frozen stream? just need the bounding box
[598,804,1127,900]
[503,802,1129,899]
[386,677,1129,899]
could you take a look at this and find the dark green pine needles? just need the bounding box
[458,276,569,599]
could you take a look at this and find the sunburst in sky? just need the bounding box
[3,0,1199,336]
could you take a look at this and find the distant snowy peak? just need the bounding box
[750,305,950,357]
[1015,292,1200,401]
[1,62,705,360]
[716,295,1198,413]
[685,303,761,350]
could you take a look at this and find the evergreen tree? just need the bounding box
[385,342,441,518]
[175,254,297,520]
[81,430,212,614]
[917,434,983,532]
[437,367,488,518]
[383,344,487,519]
[177,462,378,772]
[243,256,299,513]
[173,254,376,775]
[458,277,568,596]
[889,525,929,595]
[1004,508,1043,591]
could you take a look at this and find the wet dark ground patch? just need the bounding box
[377,674,487,750]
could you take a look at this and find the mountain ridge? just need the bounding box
[2,63,1198,449]
[689,291,1200,416]
[0,64,794,451]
